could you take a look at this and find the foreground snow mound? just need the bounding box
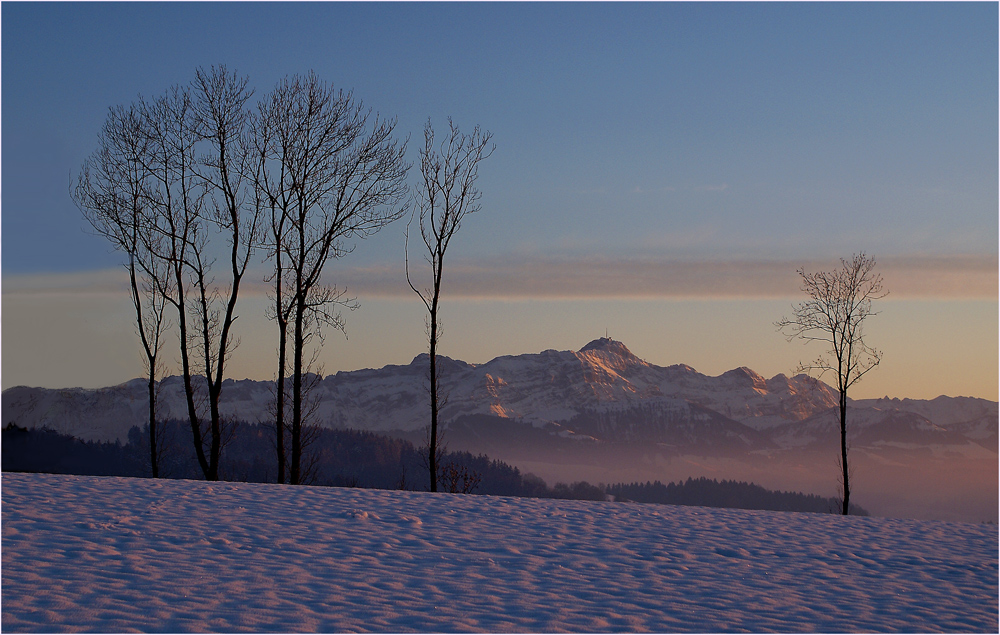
[2,474,996,633]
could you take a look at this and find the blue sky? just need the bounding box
[2,2,997,399]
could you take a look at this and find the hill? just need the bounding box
[1,473,995,632]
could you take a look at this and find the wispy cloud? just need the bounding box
[6,255,995,300]
[2,269,133,296]
[876,255,999,299]
[287,254,1000,300]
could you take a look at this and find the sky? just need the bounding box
[2,2,997,400]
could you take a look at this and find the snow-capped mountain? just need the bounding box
[3,338,996,456]
[313,338,843,436]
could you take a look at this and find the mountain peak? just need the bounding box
[720,366,768,392]
[579,337,633,356]
[576,338,646,370]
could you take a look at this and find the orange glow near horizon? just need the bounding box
[3,287,996,402]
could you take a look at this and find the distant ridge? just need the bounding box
[2,339,996,457]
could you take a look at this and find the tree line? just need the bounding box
[74,66,489,491]
[2,421,511,493]
[607,478,869,515]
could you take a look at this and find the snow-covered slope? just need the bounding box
[3,338,995,455]
[2,473,995,633]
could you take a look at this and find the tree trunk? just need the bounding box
[840,391,850,515]
[147,375,159,478]
[175,267,211,480]
[196,270,220,482]
[428,303,439,493]
[290,292,305,485]
[128,259,161,480]
[207,231,247,482]
[208,383,221,481]
[275,323,287,484]
[273,225,288,484]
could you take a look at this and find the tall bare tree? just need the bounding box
[406,118,494,491]
[78,66,261,481]
[74,104,172,478]
[249,96,292,484]
[138,83,213,477]
[185,65,262,481]
[776,253,887,514]
[253,72,409,484]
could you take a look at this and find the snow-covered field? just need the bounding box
[3,473,997,633]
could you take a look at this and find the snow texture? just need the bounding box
[3,473,996,633]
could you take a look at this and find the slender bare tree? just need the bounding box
[79,67,261,481]
[247,94,292,483]
[776,253,887,514]
[185,65,262,481]
[136,83,214,477]
[253,72,409,484]
[74,104,172,478]
[406,118,494,491]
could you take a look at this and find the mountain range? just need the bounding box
[3,338,996,458]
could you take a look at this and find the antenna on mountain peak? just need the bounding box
[605,328,608,339]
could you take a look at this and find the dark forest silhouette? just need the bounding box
[3,422,866,515]
[608,478,868,515]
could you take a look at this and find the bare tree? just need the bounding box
[185,65,262,481]
[138,83,213,478]
[78,66,261,482]
[406,118,494,491]
[247,92,292,483]
[252,72,409,485]
[776,253,887,514]
[439,461,482,494]
[74,104,172,478]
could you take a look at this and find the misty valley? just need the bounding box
[1,420,870,517]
